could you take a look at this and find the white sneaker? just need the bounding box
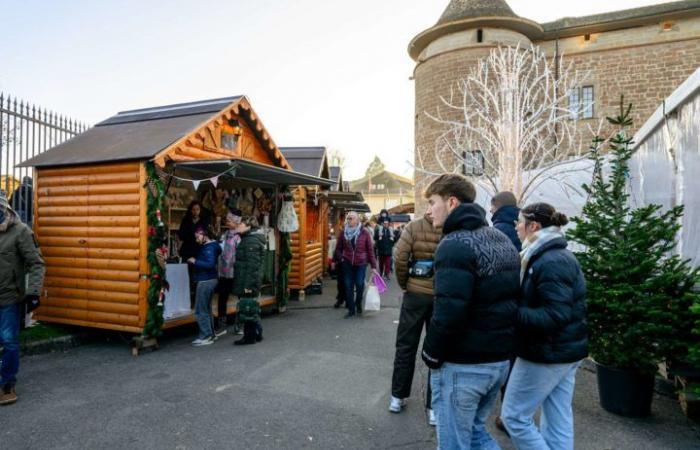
[192,337,215,346]
[428,408,436,426]
[389,396,406,413]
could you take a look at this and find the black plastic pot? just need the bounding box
[596,362,655,417]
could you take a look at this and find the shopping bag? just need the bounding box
[364,285,381,312]
[372,271,387,294]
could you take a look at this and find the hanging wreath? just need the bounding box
[143,161,169,338]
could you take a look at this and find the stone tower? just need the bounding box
[409,0,542,209]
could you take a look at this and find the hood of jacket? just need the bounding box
[443,203,488,235]
[491,205,519,226]
[0,207,18,233]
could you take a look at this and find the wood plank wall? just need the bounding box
[289,187,323,290]
[33,162,145,333]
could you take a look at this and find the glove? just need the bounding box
[421,349,443,370]
[25,295,41,313]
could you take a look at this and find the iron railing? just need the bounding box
[0,93,88,225]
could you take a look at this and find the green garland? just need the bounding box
[143,161,167,338]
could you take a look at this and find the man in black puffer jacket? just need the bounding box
[421,174,520,450]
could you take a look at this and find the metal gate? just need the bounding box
[0,93,88,225]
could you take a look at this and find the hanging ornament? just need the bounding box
[148,226,156,237]
[157,288,165,307]
[156,209,164,227]
[147,177,159,198]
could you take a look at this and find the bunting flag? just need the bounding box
[211,176,218,188]
[192,179,201,191]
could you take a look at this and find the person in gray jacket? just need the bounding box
[0,192,45,406]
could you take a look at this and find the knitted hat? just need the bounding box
[0,191,12,213]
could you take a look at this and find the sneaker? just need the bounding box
[214,326,227,338]
[428,408,436,426]
[0,384,17,406]
[192,337,215,347]
[389,396,405,413]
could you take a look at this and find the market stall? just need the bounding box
[279,147,331,293]
[19,96,333,339]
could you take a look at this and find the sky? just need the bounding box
[1,0,663,180]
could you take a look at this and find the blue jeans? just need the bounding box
[431,361,510,450]
[194,279,217,339]
[0,303,21,387]
[342,262,367,315]
[501,358,582,450]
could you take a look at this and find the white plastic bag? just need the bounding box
[364,285,381,312]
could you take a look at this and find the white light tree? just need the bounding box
[416,44,602,203]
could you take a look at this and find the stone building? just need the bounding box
[348,156,414,214]
[410,0,700,209]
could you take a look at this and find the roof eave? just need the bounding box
[408,16,544,61]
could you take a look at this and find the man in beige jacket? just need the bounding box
[389,214,441,423]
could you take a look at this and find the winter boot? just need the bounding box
[234,322,256,346]
[0,383,17,406]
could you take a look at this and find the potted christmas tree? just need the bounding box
[568,100,700,417]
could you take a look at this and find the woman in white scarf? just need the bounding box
[501,203,588,450]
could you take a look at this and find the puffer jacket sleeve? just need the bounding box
[17,226,45,297]
[393,223,415,291]
[518,260,575,335]
[422,240,475,368]
[193,243,218,270]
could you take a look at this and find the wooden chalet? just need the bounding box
[279,147,330,293]
[20,96,333,334]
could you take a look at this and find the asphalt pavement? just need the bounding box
[3,276,699,449]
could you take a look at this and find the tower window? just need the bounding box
[462,150,484,176]
[568,86,595,119]
[477,29,484,43]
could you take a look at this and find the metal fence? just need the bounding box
[0,93,88,225]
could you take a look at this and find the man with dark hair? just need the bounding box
[421,174,520,449]
[490,191,521,251]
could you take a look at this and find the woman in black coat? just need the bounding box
[501,202,587,450]
[178,200,211,308]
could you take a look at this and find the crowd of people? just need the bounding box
[387,174,588,450]
[1,173,588,450]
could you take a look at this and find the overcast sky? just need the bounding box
[1,0,663,179]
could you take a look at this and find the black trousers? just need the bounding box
[391,291,433,407]
[216,277,234,319]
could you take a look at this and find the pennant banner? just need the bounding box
[211,176,218,188]
[192,179,201,191]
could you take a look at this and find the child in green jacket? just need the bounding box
[233,216,267,345]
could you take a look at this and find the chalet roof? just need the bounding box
[19,96,287,169]
[438,0,516,25]
[279,147,328,178]
[348,169,414,189]
[329,166,341,182]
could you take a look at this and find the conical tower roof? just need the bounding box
[438,0,517,25]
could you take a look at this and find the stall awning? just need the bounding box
[172,159,335,187]
[323,191,365,202]
[331,201,371,213]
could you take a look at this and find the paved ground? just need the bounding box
[3,277,700,449]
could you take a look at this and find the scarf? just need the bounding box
[520,226,564,282]
[219,230,241,278]
[344,223,361,245]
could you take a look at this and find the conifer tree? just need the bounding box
[568,99,700,374]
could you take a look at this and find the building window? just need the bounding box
[582,86,594,119]
[477,29,484,43]
[462,150,484,176]
[568,86,594,119]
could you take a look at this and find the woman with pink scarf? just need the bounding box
[215,208,243,336]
